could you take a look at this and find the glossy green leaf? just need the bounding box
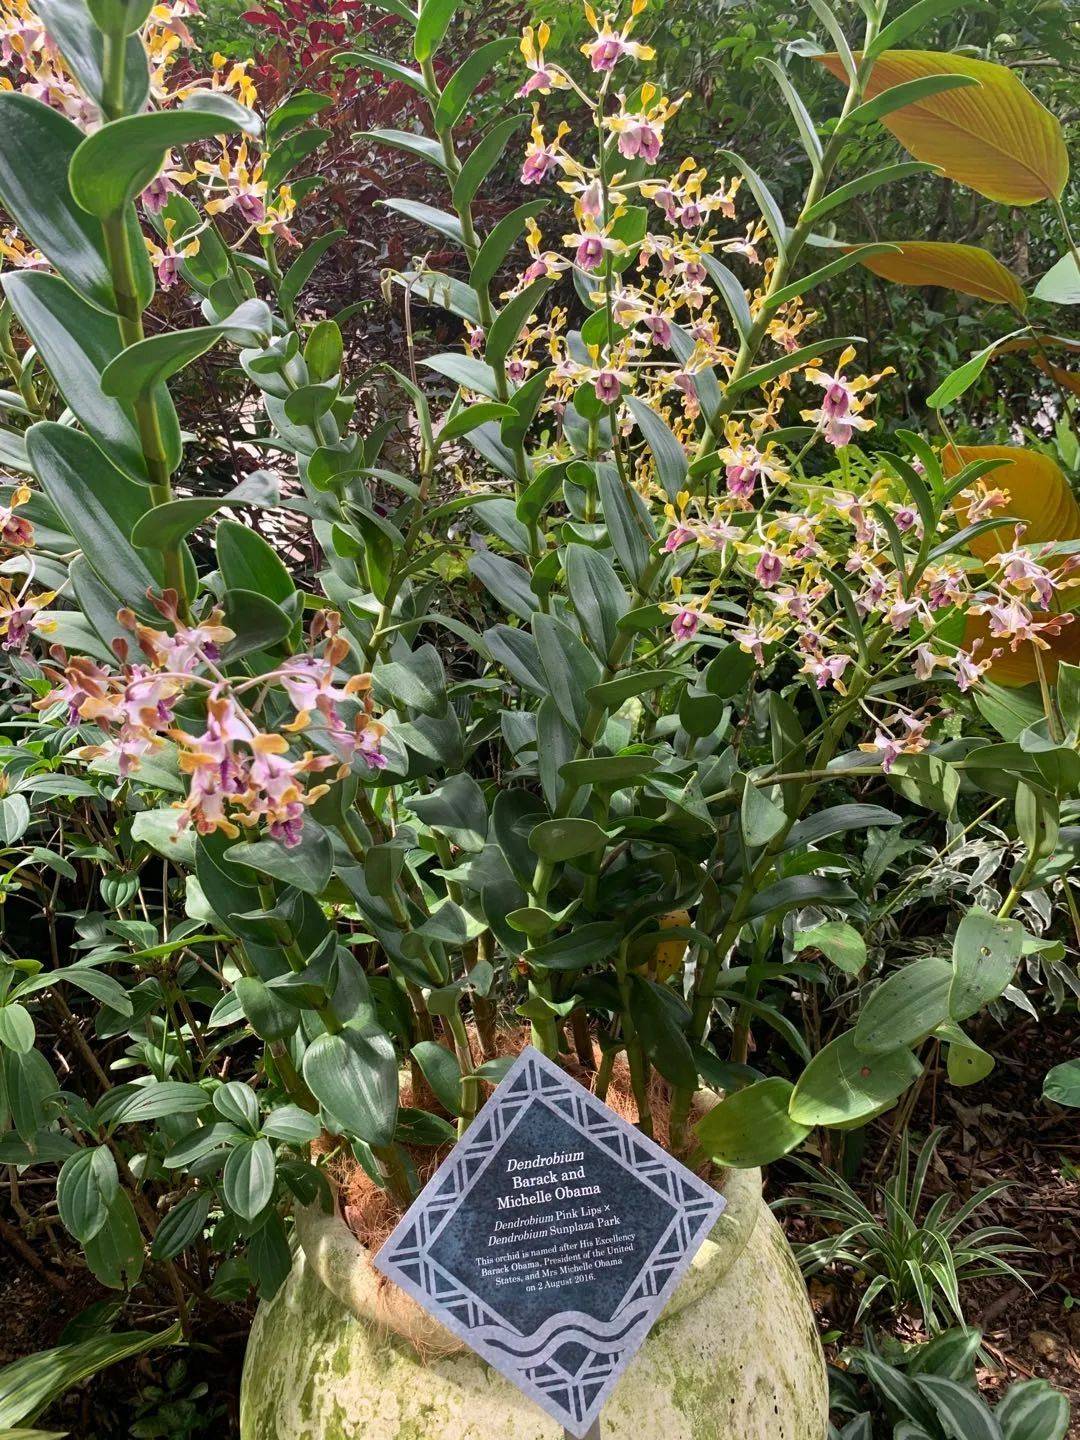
[453,114,526,213]
[70,93,260,218]
[558,755,658,788]
[534,614,602,731]
[435,37,517,129]
[25,423,162,613]
[234,977,299,1044]
[854,957,952,1053]
[758,56,822,168]
[150,1191,211,1262]
[56,1146,119,1244]
[471,200,548,296]
[304,1026,399,1146]
[943,1030,995,1087]
[101,299,272,401]
[695,1077,810,1168]
[1042,1059,1080,1107]
[0,1003,34,1054]
[216,518,296,605]
[701,255,753,341]
[789,1030,922,1126]
[802,161,940,225]
[746,874,856,922]
[213,1080,261,1134]
[927,340,997,409]
[528,922,620,971]
[740,779,787,847]
[0,795,30,846]
[597,461,656,585]
[628,975,697,1089]
[528,817,607,862]
[223,1136,275,1222]
[83,1189,144,1290]
[225,824,333,896]
[5,1048,59,1142]
[949,907,1024,1021]
[381,198,464,248]
[794,921,867,975]
[7,273,179,483]
[410,1040,463,1116]
[0,93,150,314]
[414,0,457,61]
[266,88,333,145]
[840,72,981,132]
[130,469,280,550]
[625,394,689,502]
[110,1081,211,1125]
[486,275,552,367]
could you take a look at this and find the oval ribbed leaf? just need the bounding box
[855,241,1026,310]
[303,1026,399,1147]
[695,1077,810,1167]
[70,94,260,218]
[819,50,1069,204]
[789,1030,922,1126]
[947,444,1080,561]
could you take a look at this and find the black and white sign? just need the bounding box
[374,1046,726,1437]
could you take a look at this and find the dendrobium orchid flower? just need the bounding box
[604,87,683,163]
[801,346,893,446]
[192,140,268,226]
[563,214,622,271]
[521,118,570,185]
[145,216,200,289]
[580,0,655,72]
[518,23,569,96]
[0,486,34,549]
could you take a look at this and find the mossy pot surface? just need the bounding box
[240,1165,828,1440]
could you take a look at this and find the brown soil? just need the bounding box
[776,1010,1080,1435]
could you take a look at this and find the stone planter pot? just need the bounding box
[239,1165,828,1440]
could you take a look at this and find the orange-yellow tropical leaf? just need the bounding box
[853,242,1026,310]
[1030,355,1080,398]
[818,50,1069,205]
[963,610,1080,687]
[946,444,1080,562]
[995,335,1080,359]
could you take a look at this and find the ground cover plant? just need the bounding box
[0,0,1076,1432]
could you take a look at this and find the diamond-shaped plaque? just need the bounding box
[374,1046,725,1436]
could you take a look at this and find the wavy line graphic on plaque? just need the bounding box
[474,1304,652,1363]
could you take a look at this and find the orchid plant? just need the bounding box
[0,0,1075,1330]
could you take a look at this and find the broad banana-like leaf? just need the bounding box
[818,50,1069,205]
[1031,355,1080,398]
[946,444,1080,560]
[853,241,1026,310]
[948,444,1080,686]
[962,610,1080,688]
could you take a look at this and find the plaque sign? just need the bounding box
[374,1046,726,1437]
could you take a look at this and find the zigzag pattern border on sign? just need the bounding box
[374,1046,729,1437]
